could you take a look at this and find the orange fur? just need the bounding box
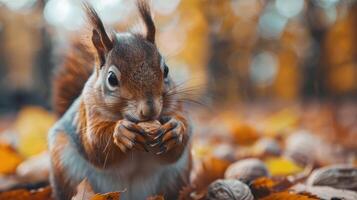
[52,41,94,117]
[49,132,77,200]
[78,101,125,168]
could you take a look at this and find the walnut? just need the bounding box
[206,179,254,200]
[224,158,269,183]
[307,165,357,191]
[284,130,320,166]
[137,120,161,140]
[253,137,281,156]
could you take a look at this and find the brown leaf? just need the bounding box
[0,186,53,200]
[71,179,122,200]
[250,168,311,200]
[191,156,230,191]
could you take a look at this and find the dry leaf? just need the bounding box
[0,143,23,175]
[71,179,95,200]
[147,195,165,200]
[0,186,53,200]
[191,156,230,191]
[293,184,357,200]
[264,157,303,176]
[72,179,121,200]
[14,107,56,157]
[229,123,259,145]
[91,192,121,200]
[261,191,319,200]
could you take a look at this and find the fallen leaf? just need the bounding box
[0,144,23,175]
[265,157,303,176]
[147,195,165,200]
[191,156,230,191]
[262,108,299,136]
[261,191,318,200]
[229,123,260,145]
[91,192,121,200]
[293,184,357,199]
[72,179,121,200]
[0,186,53,200]
[14,107,56,157]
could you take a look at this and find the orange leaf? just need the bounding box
[261,191,319,200]
[0,143,23,175]
[230,123,260,145]
[0,186,53,200]
[147,195,165,200]
[91,192,121,200]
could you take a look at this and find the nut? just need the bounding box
[284,130,319,166]
[224,158,269,183]
[206,179,254,200]
[307,165,357,191]
[137,120,161,140]
[253,137,281,156]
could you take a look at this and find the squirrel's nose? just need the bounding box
[139,99,156,120]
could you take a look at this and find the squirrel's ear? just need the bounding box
[84,3,113,67]
[137,0,156,43]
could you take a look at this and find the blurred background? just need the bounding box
[0,0,356,113]
[0,0,356,196]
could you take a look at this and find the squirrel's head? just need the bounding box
[84,1,171,122]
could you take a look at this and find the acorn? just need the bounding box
[206,179,254,200]
[307,165,357,191]
[224,158,270,183]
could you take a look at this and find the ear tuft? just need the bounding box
[137,0,156,43]
[83,3,113,67]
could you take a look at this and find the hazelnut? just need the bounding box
[224,158,269,183]
[307,165,357,191]
[206,179,254,200]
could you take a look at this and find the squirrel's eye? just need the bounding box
[107,71,119,87]
[163,64,169,78]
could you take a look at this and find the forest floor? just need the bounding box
[0,102,356,199]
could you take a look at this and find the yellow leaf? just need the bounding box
[14,106,56,157]
[262,108,299,137]
[265,157,303,176]
[0,143,23,174]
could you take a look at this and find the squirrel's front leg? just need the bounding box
[152,113,190,163]
[113,119,149,152]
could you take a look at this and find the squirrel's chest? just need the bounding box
[61,144,189,199]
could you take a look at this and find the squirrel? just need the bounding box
[48,1,192,200]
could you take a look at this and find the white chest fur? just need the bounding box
[60,143,190,200]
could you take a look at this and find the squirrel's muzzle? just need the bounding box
[137,97,162,121]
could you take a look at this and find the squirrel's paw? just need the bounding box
[113,120,148,152]
[152,117,187,155]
